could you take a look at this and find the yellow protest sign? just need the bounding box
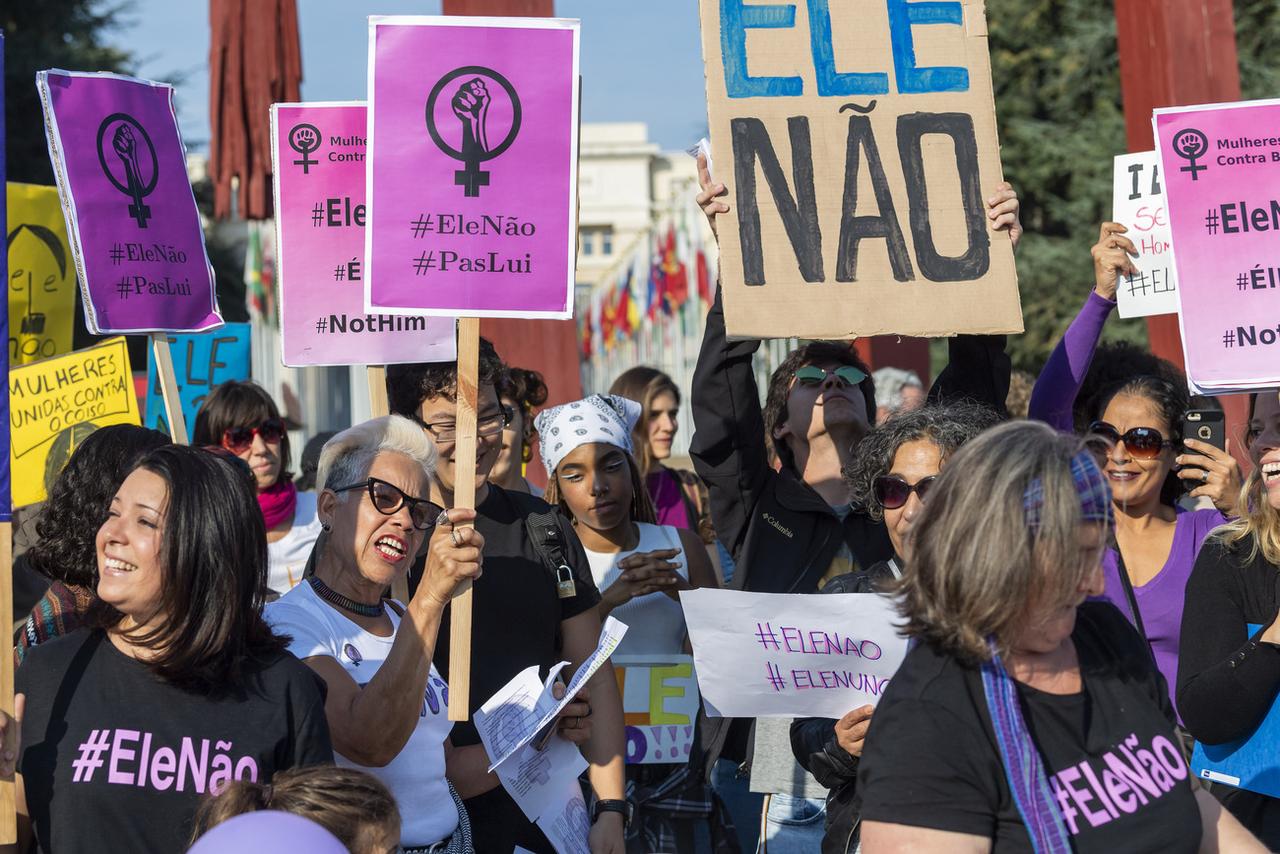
[7,182,76,364]
[9,338,140,507]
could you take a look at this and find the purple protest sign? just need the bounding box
[1156,99,1280,393]
[272,102,456,366]
[38,70,221,334]
[365,16,580,319]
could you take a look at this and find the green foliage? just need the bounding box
[3,1,135,185]
[987,0,1280,374]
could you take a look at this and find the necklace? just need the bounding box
[308,575,385,618]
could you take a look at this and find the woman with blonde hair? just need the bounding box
[857,420,1261,853]
[190,766,400,854]
[1178,388,1280,848]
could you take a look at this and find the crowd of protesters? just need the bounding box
[4,155,1280,854]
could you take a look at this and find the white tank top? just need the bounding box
[584,522,689,656]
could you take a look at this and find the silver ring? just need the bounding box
[436,509,452,528]
[451,528,462,547]
[1203,470,1210,483]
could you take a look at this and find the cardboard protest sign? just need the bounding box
[37,70,222,334]
[1112,152,1177,318]
[8,183,76,364]
[1155,99,1280,393]
[365,16,580,319]
[271,103,456,366]
[680,588,907,718]
[613,655,700,765]
[9,338,141,507]
[143,323,251,436]
[698,0,1021,340]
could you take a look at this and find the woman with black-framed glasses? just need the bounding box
[194,379,323,597]
[789,401,1001,854]
[265,415,481,854]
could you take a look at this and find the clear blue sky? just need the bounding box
[113,1,709,152]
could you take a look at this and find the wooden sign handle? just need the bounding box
[150,333,188,445]
[366,365,412,604]
[0,520,14,844]
[447,318,481,721]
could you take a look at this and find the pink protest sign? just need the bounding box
[271,102,456,366]
[37,71,221,334]
[1156,99,1280,393]
[365,16,580,319]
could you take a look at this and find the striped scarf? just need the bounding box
[980,640,1072,854]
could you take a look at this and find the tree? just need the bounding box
[987,0,1280,374]
[3,1,134,185]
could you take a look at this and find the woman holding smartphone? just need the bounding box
[1028,223,1242,713]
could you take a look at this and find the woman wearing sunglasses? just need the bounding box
[194,380,322,596]
[789,402,1000,854]
[1028,224,1242,716]
[266,415,482,854]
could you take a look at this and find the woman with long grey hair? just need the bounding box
[856,421,1261,853]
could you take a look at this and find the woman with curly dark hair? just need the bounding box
[17,424,170,663]
[491,365,550,495]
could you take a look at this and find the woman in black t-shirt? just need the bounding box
[1178,389,1280,847]
[857,421,1261,853]
[5,446,332,854]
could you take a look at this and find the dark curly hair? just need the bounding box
[1091,374,1189,507]
[192,380,293,483]
[28,424,171,588]
[498,366,549,417]
[1073,342,1184,434]
[762,342,876,475]
[845,402,1002,520]
[387,336,505,416]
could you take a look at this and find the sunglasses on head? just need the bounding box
[1086,421,1173,460]
[329,477,441,530]
[222,418,286,453]
[794,365,867,387]
[873,474,937,509]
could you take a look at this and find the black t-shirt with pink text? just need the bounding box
[17,629,332,853]
[858,602,1202,853]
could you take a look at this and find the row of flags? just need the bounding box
[579,211,716,359]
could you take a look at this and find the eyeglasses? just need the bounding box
[416,404,513,443]
[329,477,441,530]
[872,475,937,509]
[1087,421,1173,460]
[221,418,286,453]
[794,365,867,387]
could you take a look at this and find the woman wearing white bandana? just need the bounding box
[536,394,731,853]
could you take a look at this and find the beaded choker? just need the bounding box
[308,576,385,618]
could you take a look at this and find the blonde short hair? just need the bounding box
[316,414,437,495]
[899,420,1108,663]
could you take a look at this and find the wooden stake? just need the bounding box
[366,365,411,603]
[150,333,188,445]
[0,520,14,844]
[447,318,480,721]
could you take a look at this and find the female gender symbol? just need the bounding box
[96,113,158,228]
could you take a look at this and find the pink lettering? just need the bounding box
[807,631,830,654]
[178,737,210,793]
[1109,745,1160,803]
[1051,776,1080,835]
[209,741,235,794]
[780,627,802,653]
[859,640,882,661]
[1152,736,1188,781]
[150,747,177,791]
[135,732,152,788]
[1079,762,1119,819]
[107,729,139,785]
[1058,766,1110,829]
[791,669,814,689]
[1102,768,1138,813]
[1137,747,1174,792]
[234,756,260,781]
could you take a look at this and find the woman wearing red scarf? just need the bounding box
[194,380,322,596]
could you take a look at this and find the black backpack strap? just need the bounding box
[1114,548,1149,641]
[525,510,572,576]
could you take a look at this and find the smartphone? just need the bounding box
[1182,409,1226,452]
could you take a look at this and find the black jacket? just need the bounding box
[688,283,1009,781]
[790,562,897,854]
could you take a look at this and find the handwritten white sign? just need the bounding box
[1112,151,1178,318]
[680,589,908,719]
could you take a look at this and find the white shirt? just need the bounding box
[265,582,459,846]
[584,522,689,656]
[266,490,323,595]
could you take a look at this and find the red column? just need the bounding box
[443,0,578,487]
[1115,2,1252,457]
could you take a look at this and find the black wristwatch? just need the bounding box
[591,798,633,830]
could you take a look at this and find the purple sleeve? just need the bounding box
[1028,291,1117,431]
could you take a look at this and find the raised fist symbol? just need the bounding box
[292,126,317,151]
[452,78,491,154]
[113,125,137,164]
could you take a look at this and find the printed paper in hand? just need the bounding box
[680,588,908,719]
[534,778,591,854]
[1112,151,1178,318]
